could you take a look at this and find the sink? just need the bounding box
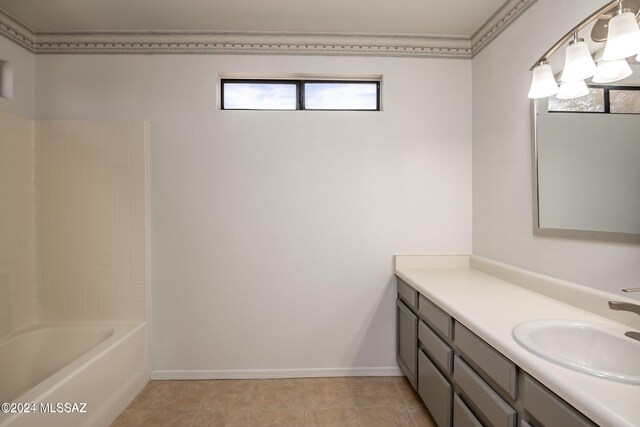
[512,320,640,384]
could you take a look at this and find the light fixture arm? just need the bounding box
[529,0,621,70]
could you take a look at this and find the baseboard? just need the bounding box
[151,367,403,380]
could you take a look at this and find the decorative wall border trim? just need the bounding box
[0,9,35,51]
[0,0,536,57]
[470,0,538,57]
[33,32,473,58]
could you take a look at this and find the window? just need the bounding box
[0,60,13,100]
[221,79,380,111]
[222,81,298,110]
[548,85,640,114]
[610,89,640,114]
[548,88,604,113]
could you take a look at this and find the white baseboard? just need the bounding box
[151,367,403,380]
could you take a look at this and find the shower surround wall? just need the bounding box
[0,111,148,333]
[0,111,40,338]
[36,120,148,321]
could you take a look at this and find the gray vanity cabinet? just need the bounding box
[396,276,598,427]
[454,323,518,400]
[419,349,452,427]
[396,296,418,388]
[453,356,517,427]
[522,375,597,427]
[453,394,482,427]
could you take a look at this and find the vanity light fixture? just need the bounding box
[593,58,633,83]
[528,62,559,99]
[527,0,640,99]
[556,80,590,100]
[560,32,597,82]
[602,4,640,60]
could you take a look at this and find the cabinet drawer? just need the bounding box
[523,375,596,427]
[454,323,518,399]
[453,394,482,427]
[418,295,453,340]
[418,349,452,427]
[419,320,453,375]
[453,356,516,427]
[397,278,418,311]
[396,299,418,389]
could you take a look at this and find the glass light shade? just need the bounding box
[602,12,640,60]
[560,41,597,82]
[592,58,633,83]
[557,80,590,100]
[528,63,559,99]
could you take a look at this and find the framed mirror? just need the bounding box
[531,67,640,244]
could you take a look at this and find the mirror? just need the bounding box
[532,62,640,244]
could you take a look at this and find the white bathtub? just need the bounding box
[0,322,149,427]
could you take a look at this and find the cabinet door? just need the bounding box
[453,394,482,427]
[523,375,597,427]
[397,298,418,388]
[418,349,452,427]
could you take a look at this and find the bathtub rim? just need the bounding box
[1,321,146,406]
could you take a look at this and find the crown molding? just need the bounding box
[0,0,536,57]
[0,9,35,51]
[471,0,537,57]
[33,31,472,58]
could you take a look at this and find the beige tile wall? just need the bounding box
[36,120,148,321]
[0,111,40,337]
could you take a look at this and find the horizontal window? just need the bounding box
[304,82,378,110]
[610,89,640,114]
[222,81,298,110]
[548,85,640,114]
[548,88,604,113]
[221,79,380,111]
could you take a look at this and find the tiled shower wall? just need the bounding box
[0,111,40,337]
[36,120,148,321]
[0,111,148,334]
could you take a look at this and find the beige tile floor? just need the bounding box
[111,376,437,427]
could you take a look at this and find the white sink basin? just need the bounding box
[512,320,640,384]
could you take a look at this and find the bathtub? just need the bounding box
[0,322,149,427]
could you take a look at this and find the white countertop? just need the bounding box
[396,265,640,427]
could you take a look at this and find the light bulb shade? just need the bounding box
[557,80,590,100]
[560,41,597,82]
[592,58,633,83]
[602,12,640,60]
[528,63,559,99]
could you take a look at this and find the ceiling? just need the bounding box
[0,0,508,37]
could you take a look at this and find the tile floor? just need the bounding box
[111,376,437,427]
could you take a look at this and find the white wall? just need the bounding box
[0,37,34,118]
[472,0,640,299]
[35,54,472,375]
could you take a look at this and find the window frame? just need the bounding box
[220,78,381,111]
[548,84,640,115]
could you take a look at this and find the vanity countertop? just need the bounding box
[396,264,640,427]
